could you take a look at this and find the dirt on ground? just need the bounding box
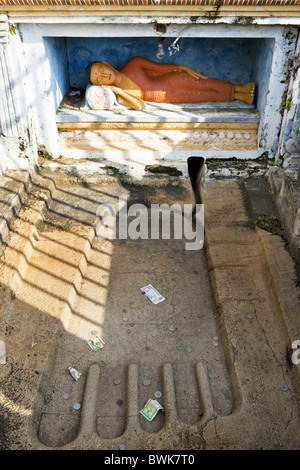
[0,169,299,451]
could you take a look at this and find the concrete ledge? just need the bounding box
[268,167,300,265]
[57,100,259,125]
[201,178,300,448]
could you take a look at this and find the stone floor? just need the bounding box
[0,168,299,450]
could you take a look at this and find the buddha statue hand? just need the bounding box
[179,65,207,80]
[106,85,146,111]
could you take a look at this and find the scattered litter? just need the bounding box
[117,399,123,406]
[141,285,165,304]
[31,342,37,348]
[169,326,175,332]
[247,314,253,320]
[212,341,219,347]
[280,384,289,392]
[88,336,105,351]
[140,399,164,422]
[69,366,81,381]
[221,387,230,395]
[114,379,121,385]
[91,330,98,336]
[215,355,221,361]
[143,379,151,387]
[119,444,126,450]
[126,328,131,334]
[213,336,219,341]
[0,340,6,364]
[123,317,128,322]
[151,332,157,338]
[154,391,162,399]
[69,90,81,96]
[73,403,81,410]
[63,393,70,400]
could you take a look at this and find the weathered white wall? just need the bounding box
[278,33,300,167]
[0,16,37,173]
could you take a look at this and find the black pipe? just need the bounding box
[187,156,205,206]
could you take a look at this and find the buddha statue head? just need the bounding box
[85,61,117,86]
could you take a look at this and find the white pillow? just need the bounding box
[85,85,116,110]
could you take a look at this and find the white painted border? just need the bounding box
[10,16,300,27]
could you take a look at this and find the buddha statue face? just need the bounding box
[90,62,116,85]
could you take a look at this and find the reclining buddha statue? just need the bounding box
[85,56,255,111]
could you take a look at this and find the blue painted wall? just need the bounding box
[44,37,69,111]
[251,38,274,117]
[45,35,275,115]
[66,37,257,89]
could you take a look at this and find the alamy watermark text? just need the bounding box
[96,197,204,251]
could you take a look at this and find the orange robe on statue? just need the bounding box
[120,56,235,104]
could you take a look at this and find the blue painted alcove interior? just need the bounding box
[44,35,274,118]
[67,37,259,88]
